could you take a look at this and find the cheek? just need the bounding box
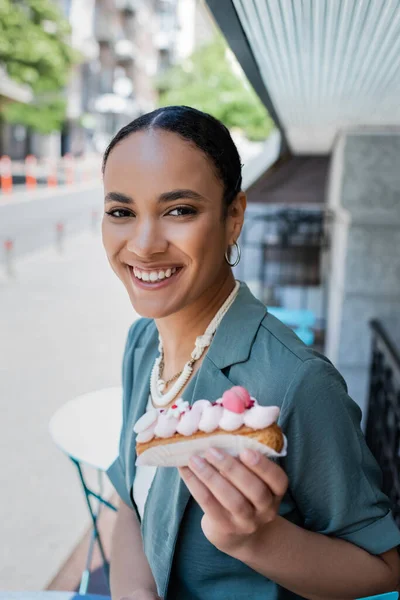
[101,219,126,258]
[171,217,225,260]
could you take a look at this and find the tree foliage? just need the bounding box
[157,35,274,141]
[0,0,80,133]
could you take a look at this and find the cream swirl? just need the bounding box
[134,394,280,443]
[198,404,223,433]
[244,405,280,429]
[177,400,211,436]
[153,413,179,438]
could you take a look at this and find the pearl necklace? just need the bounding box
[150,281,240,407]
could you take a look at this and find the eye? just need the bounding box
[105,208,134,219]
[166,206,197,217]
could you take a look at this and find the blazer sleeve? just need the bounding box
[279,357,400,555]
[106,318,149,508]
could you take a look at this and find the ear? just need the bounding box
[227,191,247,244]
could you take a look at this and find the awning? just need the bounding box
[206,0,400,154]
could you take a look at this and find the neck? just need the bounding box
[155,271,237,374]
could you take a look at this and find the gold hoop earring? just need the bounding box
[225,241,241,267]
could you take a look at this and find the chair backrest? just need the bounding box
[267,306,316,328]
[357,593,399,600]
[267,307,316,346]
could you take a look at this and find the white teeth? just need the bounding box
[133,267,179,282]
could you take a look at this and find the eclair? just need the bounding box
[134,386,286,467]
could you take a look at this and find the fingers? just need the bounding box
[240,449,288,498]
[181,456,255,520]
[203,448,273,512]
[180,449,288,524]
[178,466,232,527]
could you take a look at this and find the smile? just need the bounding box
[129,265,183,289]
[133,266,178,282]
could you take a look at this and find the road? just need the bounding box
[0,182,103,265]
[0,214,136,589]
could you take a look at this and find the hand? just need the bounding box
[179,447,288,557]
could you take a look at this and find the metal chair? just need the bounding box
[49,387,122,594]
[357,594,398,600]
[267,306,316,346]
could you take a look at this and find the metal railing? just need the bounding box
[238,208,330,288]
[365,319,400,526]
[236,208,331,345]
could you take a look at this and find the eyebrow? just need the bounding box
[104,189,206,204]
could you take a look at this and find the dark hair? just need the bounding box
[102,105,242,211]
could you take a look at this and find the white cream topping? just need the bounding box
[198,404,223,433]
[167,398,189,418]
[219,408,245,431]
[153,413,179,438]
[177,400,211,436]
[133,409,158,433]
[134,396,280,444]
[244,405,280,430]
[136,422,157,443]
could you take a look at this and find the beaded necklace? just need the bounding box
[150,281,240,408]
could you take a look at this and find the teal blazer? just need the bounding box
[107,283,400,599]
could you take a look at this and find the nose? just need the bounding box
[126,216,168,258]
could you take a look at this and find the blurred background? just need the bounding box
[1,0,399,596]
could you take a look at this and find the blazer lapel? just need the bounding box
[124,333,158,500]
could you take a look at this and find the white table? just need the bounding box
[48,387,122,594]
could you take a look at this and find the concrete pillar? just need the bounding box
[325,130,400,426]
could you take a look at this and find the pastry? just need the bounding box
[134,386,286,467]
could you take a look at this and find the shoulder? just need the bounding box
[231,309,349,409]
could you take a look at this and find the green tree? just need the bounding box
[157,35,274,141]
[0,0,80,134]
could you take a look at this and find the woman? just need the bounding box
[103,106,400,600]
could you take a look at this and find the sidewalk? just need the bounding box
[0,228,136,590]
[46,494,118,595]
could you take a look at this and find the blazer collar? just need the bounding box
[133,281,265,379]
[206,281,266,369]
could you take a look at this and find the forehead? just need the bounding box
[103,129,222,198]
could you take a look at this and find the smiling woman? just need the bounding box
[102,106,400,600]
[102,106,244,324]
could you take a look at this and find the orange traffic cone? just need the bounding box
[0,155,13,194]
[25,155,37,190]
[64,153,74,185]
[47,157,58,187]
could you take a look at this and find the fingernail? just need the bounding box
[208,447,224,461]
[241,448,260,465]
[190,455,206,470]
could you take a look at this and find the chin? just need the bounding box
[127,293,181,320]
